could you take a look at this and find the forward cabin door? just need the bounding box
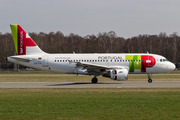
[147,55,154,67]
[147,55,151,66]
[43,56,49,67]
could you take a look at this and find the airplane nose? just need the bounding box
[173,63,176,70]
[170,63,176,70]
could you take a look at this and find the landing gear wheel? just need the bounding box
[148,79,152,83]
[147,74,152,83]
[91,78,98,83]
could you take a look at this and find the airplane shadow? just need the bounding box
[47,82,122,86]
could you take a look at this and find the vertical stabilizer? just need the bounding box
[10,24,45,55]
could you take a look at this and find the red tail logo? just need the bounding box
[17,25,36,55]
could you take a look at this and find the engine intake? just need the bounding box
[110,69,128,81]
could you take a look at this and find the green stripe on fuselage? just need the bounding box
[125,55,141,72]
[10,24,18,54]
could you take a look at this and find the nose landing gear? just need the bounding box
[148,74,152,83]
[148,79,152,83]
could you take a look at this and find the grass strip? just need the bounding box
[0,89,180,120]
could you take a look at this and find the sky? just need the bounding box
[1,0,180,38]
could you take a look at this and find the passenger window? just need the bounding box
[57,60,59,62]
[90,60,91,62]
[92,60,94,62]
[111,60,112,62]
[63,60,64,62]
[160,59,162,62]
[55,60,56,62]
[106,60,108,62]
[95,60,97,62]
[87,60,89,62]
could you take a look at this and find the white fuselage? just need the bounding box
[7,53,175,75]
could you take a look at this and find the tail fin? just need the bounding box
[10,24,45,55]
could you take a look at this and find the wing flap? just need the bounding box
[76,62,109,70]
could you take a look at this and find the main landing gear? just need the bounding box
[91,77,98,83]
[148,73,152,83]
[91,74,99,83]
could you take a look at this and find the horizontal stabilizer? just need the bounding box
[8,56,32,63]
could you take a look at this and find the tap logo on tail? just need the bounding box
[10,24,37,55]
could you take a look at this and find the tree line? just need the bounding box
[0,31,180,65]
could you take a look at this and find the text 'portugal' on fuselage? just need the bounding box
[7,24,176,83]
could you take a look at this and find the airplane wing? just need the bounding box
[76,62,109,70]
[71,61,127,73]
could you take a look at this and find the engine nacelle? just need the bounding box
[110,69,128,81]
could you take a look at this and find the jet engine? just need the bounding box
[109,69,128,81]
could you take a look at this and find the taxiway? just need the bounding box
[0,81,180,88]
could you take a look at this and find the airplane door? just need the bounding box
[43,56,49,67]
[147,55,151,66]
[147,56,154,67]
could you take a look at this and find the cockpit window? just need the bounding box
[164,59,168,61]
[160,59,168,62]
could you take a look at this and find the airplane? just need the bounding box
[7,24,176,83]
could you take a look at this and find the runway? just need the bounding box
[0,81,180,88]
